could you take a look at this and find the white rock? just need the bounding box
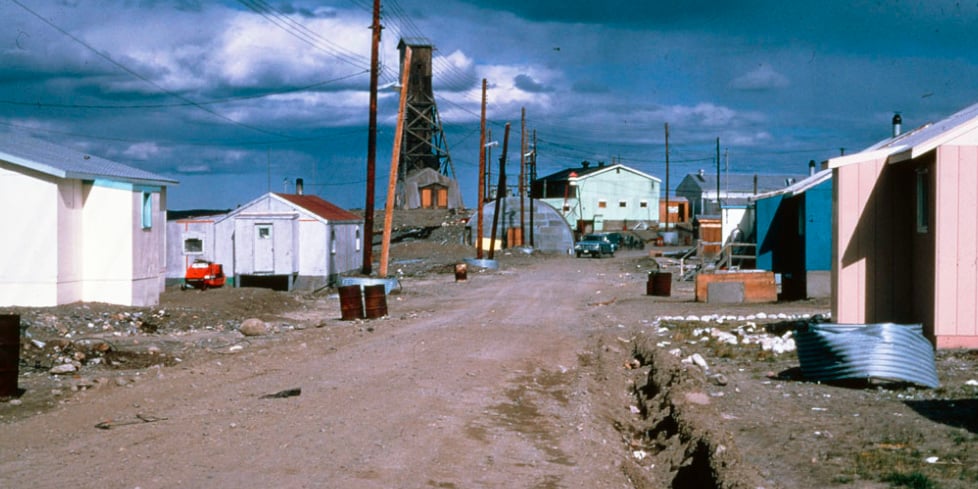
[49,364,77,375]
[685,315,700,322]
[756,312,768,320]
[965,379,978,386]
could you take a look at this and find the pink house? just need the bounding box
[827,103,978,349]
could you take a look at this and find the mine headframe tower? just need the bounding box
[397,38,456,181]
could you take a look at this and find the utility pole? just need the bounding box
[361,0,382,275]
[488,123,511,260]
[519,107,526,246]
[715,137,721,210]
[664,123,670,231]
[476,78,487,259]
[529,129,537,248]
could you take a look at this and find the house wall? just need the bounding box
[327,222,363,280]
[56,179,85,303]
[833,157,915,329]
[576,170,659,225]
[0,164,61,306]
[230,215,298,276]
[166,218,221,282]
[933,145,978,348]
[80,180,136,305]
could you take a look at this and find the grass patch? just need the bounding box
[882,471,936,489]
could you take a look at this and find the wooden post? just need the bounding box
[488,123,511,260]
[476,78,487,259]
[519,107,526,246]
[362,0,382,275]
[379,47,411,278]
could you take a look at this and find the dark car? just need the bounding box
[574,234,615,258]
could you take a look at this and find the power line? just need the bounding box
[9,0,305,140]
[0,70,369,110]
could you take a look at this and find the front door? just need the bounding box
[254,224,274,273]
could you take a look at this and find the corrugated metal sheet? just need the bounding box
[795,323,939,388]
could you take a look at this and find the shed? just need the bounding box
[753,169,833,300]
[531,161,661,233]
[828,102,978,348]
[0,132,176,307]
[166,192,363,291]
[467,197,575,253]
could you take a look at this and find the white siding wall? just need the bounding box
[0,165,60,306]
[80,181,134,305]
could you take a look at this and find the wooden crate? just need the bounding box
[695,270,777,303]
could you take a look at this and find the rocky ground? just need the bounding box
[1,210,976,489]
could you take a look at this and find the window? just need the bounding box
[640,200,648,208]
[597,200,607,209]
[141,192,152,229]
[916,168,929,233]
[618,200,627,208]
[257,226,271,239]
[183,237,203,254]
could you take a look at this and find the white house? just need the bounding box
[0,133,177,307]
[167,191,364,291]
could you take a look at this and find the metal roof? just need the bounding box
[535,162,660,183]
[0,132,177,186]
[751,169,833,200]
[829,100,978,168]
[273,193,363,222]
[679,172,806,193]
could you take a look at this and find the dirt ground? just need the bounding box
[1,216,977,489]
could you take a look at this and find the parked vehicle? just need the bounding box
[184,260,227,290]
[574,234,615,258]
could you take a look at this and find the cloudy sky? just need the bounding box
[2,0,977,210]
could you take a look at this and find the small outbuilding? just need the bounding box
[167,192,364,291]
[753,169,833,300]
[829,103,978,348]
[0,133,176,307]
[467,197,575,253]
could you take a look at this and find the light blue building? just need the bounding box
[530,161,661,233]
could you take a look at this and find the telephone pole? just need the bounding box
[361,0,382,275]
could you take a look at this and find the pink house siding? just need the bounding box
[933,145,978,348]
[831,102,978,349]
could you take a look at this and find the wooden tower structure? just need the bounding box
[395,38,461,209]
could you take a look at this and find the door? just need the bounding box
[254,223,274,273]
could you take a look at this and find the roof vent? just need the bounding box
[296,178,304,195]
[581,160,590,169]
[809,159,816,176]
[892,112,902,137]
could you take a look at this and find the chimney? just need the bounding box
[892,112,902,137]
[597,161,605,168]
[809,159,816,176]
[296,178,304,195]
[581,161,590,169]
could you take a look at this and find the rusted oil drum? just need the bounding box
[338,285,364,320]
[0,315,20,397]
[455,263,467,282]
[647,272,672,297]
[363,284,388,319]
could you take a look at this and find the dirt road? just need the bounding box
[3,246,976,489]
[0,252,648,488]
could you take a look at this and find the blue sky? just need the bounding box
[2,0,977,210]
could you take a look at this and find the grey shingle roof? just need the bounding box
[0,132,177,186]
